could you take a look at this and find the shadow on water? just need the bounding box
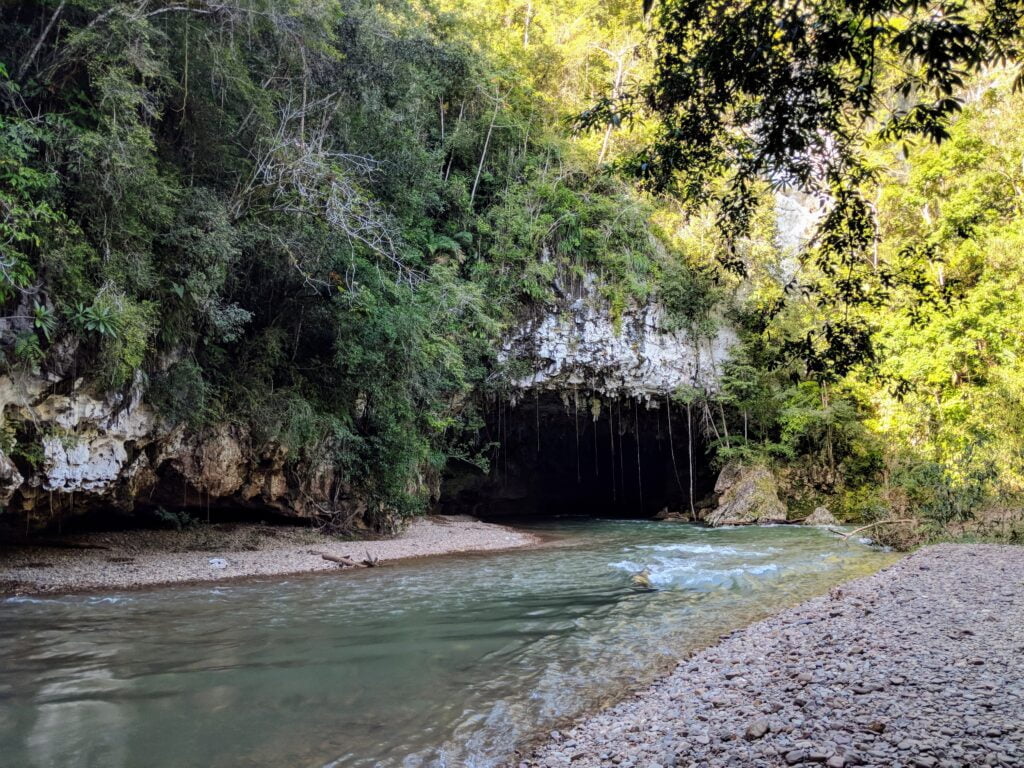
[0,519,899,768]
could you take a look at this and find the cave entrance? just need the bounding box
[440,392,716,519]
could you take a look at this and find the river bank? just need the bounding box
[0,516,541,595]
[525,543,1024,768]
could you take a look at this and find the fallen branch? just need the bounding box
[828,519,916,540]
[313,551,363,568]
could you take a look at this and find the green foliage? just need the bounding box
[4,0,1018,544]
[658,258,721,337]
[1,420,45,470]
[1,0,666,525]
[712,82,1024,542]
[592,0,1024,378]
[148,359,218,429]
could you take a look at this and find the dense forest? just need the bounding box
[1,0,1023,545]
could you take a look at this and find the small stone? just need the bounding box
[912,758,937,768]
[785,750,808,765]
[827,757,845,768]
[745,718,770,741]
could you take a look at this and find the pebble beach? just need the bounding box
[525,544,1024,768]
[0,516,540,594]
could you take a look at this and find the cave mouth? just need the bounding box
[440,392,716,520]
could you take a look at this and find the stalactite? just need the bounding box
[591,399,600,477]
[634,399,644,512]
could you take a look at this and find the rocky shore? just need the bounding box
[526,544,1024,768]
[0,516,539,594]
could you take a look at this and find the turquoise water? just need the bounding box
[0,520,898,767]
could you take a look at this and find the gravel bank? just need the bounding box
[527,544,1024,768]
[0,517,539,594]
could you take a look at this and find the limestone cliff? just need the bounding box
[502,296,736,400]
[500,190,818,401]
[0,372,398,530]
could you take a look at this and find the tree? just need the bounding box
[588,0,1024,377]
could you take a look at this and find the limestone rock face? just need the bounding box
[501,271,736,400]
[0,450,23,506]
[499,193,814,402]
[705,462,787,527]
[804,506,838,526]
[0,372,412,529]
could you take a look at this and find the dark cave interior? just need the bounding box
[439,392,717,519]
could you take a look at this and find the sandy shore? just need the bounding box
[526,544,1024,768]
[0,516,540,595]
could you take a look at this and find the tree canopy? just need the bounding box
[585,0,1024,378]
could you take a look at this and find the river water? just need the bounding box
[0,520,898,768]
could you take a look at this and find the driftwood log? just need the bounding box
[317,552,361,567]
[312,551,381,568]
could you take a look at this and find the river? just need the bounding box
[0,519,898,767]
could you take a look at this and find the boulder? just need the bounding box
[804,506,838,526]
[654,506,688,521]
[704,461,787,526]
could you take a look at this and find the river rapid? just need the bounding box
[0,519,898,768]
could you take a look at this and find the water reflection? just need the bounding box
[0,521,898,768]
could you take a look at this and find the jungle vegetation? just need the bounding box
[1,0,1023,543]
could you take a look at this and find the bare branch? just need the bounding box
[16,0,67,82]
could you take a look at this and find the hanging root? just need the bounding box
[634,399,644,511]
[666,396,684,497]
